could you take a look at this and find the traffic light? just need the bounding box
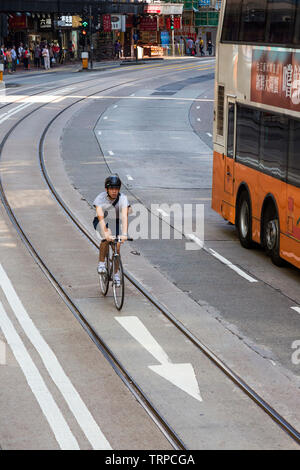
[81,16,89,36]
[170,16,174,30]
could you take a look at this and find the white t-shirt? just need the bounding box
[93,191,129,219]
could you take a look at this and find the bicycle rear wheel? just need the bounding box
[112,256,124,310]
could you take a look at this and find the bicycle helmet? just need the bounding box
[105,174,121,189]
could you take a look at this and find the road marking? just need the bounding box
[113,105,118,109]
[126,175,133,181]
[116,316,202,402]
[206,132,212,137]
[196,106,200,109]
[108,150,114,156]
[208,249,258,283]
[0,102,33,124]
[0,302,80,450]
[291,307,300,314]
[157,208,168,217]
[103,116,108,120]
[197,118,201,122]
[185,233,204,249]
[0,264,112,450]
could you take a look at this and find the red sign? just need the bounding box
[251,49,300,112]
[9,14,27,30]
[102,14,111,32]
[139,17,157,31]
[144,5,161,14]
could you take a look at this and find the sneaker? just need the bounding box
[97,262,107,274]
[114,273,121,287]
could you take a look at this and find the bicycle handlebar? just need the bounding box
[101,236,133,242]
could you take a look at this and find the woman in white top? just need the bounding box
[42,45,50,70]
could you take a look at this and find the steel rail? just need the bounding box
[0,76,189,451]
[38,81,300,447]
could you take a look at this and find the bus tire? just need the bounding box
[262,205,285,267]
[237,191,252,249]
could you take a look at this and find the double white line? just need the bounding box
[0,264,112,450]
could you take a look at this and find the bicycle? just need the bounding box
[98,235,133,310]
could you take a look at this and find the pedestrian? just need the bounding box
[42,45,50,70]
[23,46,30,70]
[114,40,121,59]
[18,43,24,63]
[179,36,185,56]
[6,48,12,74]
[0,45,6,69]
[49,44,54,67]
[11,46,17,71]
[207,40,213,56]
[187,37,194,56]
[34,43,41,68]
[200,37,205,56]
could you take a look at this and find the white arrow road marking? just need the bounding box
[115,316,202,402]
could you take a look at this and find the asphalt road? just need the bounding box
[0,58,299,449]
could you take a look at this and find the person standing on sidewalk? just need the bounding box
[34,43,41,68]
[42,45,50,70]
[11,46,17,72]
[23,46,30,70]
[6,48,12,74]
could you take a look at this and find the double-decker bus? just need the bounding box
[212,0,300,268]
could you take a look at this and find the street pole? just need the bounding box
[171,15,175,56]
[89,4,93,69]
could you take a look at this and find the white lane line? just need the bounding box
[206,132,212,137]
[103,116,108,120]
[196,106,200,109]
[98,131,102,135]
[197,118,201,122]
[113,105,118,109]
[126,175,133,181]
[208,249,258,283]
[185,233,204,249]
[291,307,300,314]
[0,102,33,124]
[0,301,80,450]
[157,208,168,217]
[0,264,112,450]
[108,151,114,156]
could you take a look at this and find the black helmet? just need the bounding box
[105,174,121,189]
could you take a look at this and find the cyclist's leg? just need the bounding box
[99,240,109,262]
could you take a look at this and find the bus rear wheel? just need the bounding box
[237,191,252,249]
[263,205,285,267]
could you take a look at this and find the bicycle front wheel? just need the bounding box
[112,256,124,310]
[98,253,111,296]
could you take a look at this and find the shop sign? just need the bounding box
[57,16,72,28]
[40,18,52,29]
[139,17,157,31]
[144,3,183,15]
[111,15,126,32]
[251,49,300,111]
[9,14,27,30]
[72,16,82,28]
[144,5,161,14]
[103,14,111,32]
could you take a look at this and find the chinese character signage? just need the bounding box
[251,49,300,111]
[139,17,157,31]
[102,15,111,32]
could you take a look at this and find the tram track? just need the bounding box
[0,69,299,448]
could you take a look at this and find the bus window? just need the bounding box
[260,113,288,180]
[265,0,296,44]
[221,0,241,41]
[236,105,260,169]
[227,103,235,158]
[288,119,300,187]
[240,0,267,43]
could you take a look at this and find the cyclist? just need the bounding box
[93,175,129,285]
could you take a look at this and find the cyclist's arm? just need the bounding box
[96,206,112,241]
[120,205,129,241]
